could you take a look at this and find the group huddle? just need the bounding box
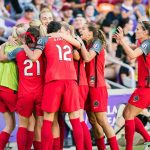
[0,8,150,150]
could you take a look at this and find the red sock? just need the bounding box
[125,120,135,150]
[70,118,84,150]
[108,136,119,150]
[33,141,41,150]
[17,127,27,150]
[53,137,60,150]
[81,121,92,150]
[0,131,10,150]
[134,117,150,142]
[58,114,65,150]
[26,131,34,150]
[96,136,106,150]
[41,120,53,150]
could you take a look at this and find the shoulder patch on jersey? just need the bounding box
[141,43,148,49]
[37,38,43,45]
[93,43,99,49]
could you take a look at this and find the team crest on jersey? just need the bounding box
[90,76,95,85]
[133,95,139,102]
[93,100,99,107]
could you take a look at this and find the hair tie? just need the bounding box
[26,32,36,43]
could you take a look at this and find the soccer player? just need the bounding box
[29,19,46,150]
[78,23,119,150]
[0,23,28,150]
[39,8,53,35]
[52,22,93,150]
[0,27,44,150]
[114,21,150,150]
[23,21,84,150]
[62,22,93,150]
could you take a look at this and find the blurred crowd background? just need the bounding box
[0,0,150,88]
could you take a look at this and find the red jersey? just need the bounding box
[85,39,106,87]
[36,37,77,83]
[137,39,150,87]
[8,48,44,93]
[74,57,88,86]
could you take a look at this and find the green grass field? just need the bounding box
[108,145,144,150]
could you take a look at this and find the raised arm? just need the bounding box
[49,33,81,49]
[80,39,103,62]
[21,44,42,62]
[80,42,97,62]
[73,49,80,61]
[0,43,8,61]
[114,27,143,59]
[22,37,47,62]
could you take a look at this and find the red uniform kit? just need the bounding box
[74,57,89,109]
[36,37,80,112]
[7,48,44,117]
[128,39,150,108]
[0,86,17,112]
[85,39,108,112]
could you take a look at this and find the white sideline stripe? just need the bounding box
[108,89,135,95]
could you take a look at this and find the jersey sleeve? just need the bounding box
[35,37,49,51]
[139,40,150,55]
[89,39,102,54]
[7,47,22,60]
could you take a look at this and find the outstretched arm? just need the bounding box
[114,27,143,59]
[49,33,81,49]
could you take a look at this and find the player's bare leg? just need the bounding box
[87,111,106,150]
[0,112,15,150]
[41,112,55,150]
[95,112,119,150]
[2,112,15,134]
[68,110,84,150]
[79,109,92,150]
[123,104,148,150]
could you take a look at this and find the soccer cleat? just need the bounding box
[144,142,150,150]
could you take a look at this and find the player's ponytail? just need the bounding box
[25,27,40,45]
[88,23,106,48]
[97,29,106,48]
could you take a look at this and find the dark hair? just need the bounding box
[85,2,94,9]
[25,27,40,45]
[87,23,106,47]
[47,21,62,34]
[118,18,130,28]
[140,21,150,35]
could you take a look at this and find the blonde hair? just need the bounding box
[39,8,52,19]
[12,23,28,38]
[29,19,46,36]
[61,22,75,36]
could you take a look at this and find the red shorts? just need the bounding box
[128,87,150,109]
[85,86,108,112]
[78,85,89,109]
[0,86,17,113]
[16,91,43,117]
[42,80,80,113]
